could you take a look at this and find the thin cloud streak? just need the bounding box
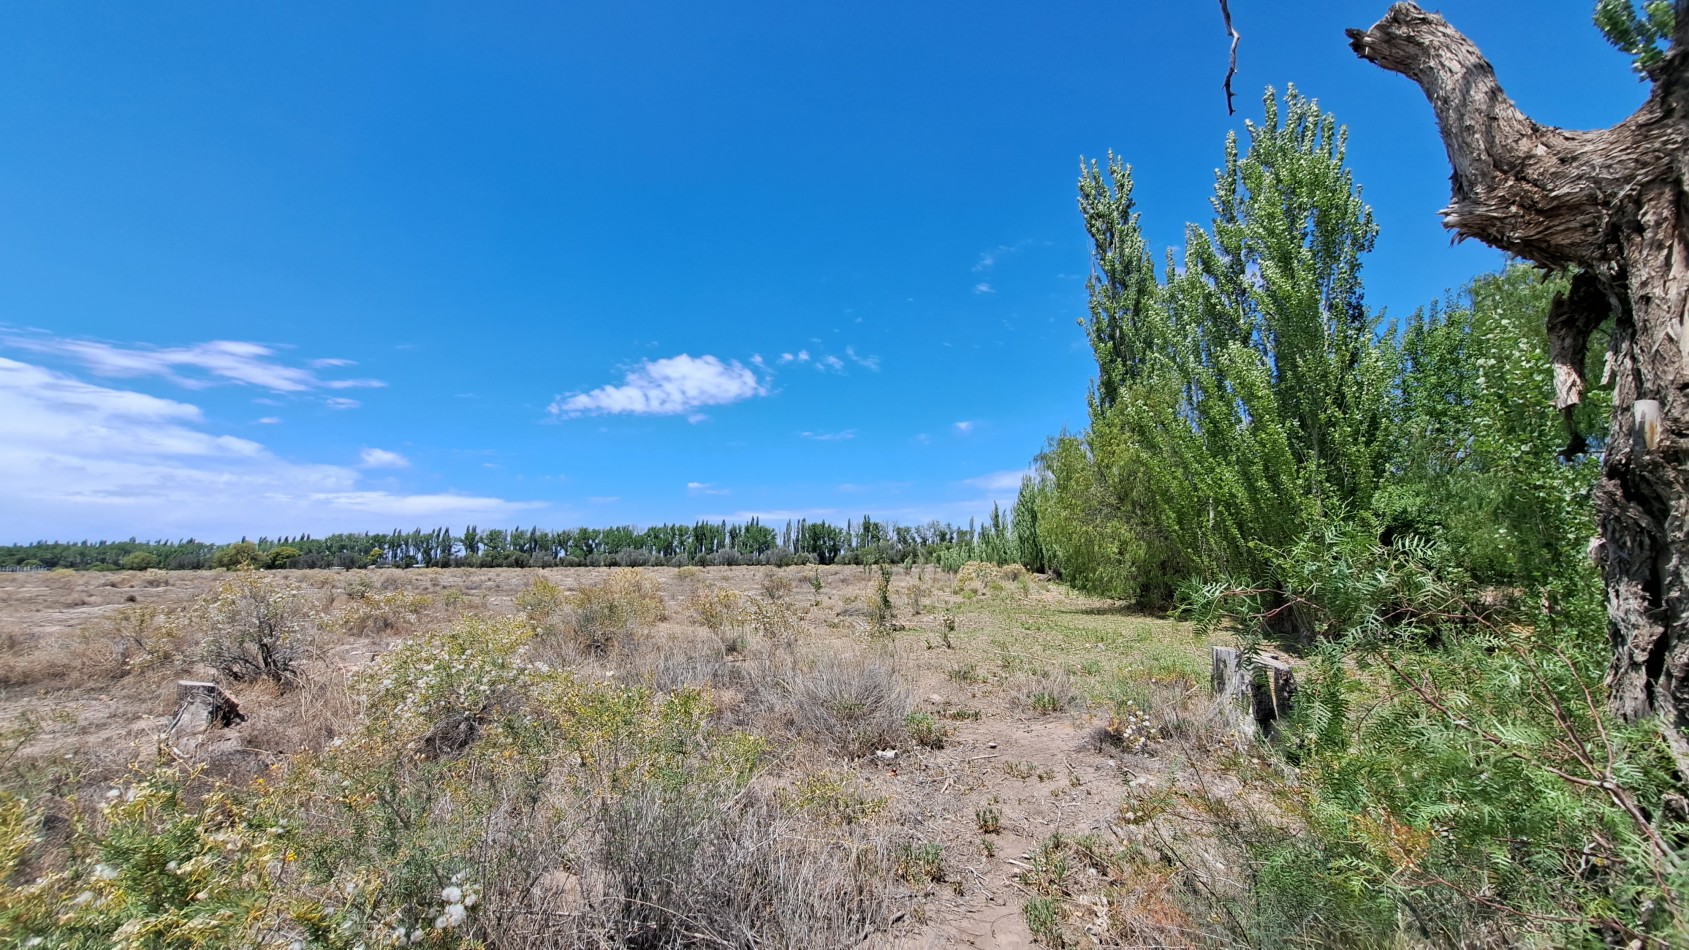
[5,335,384,393]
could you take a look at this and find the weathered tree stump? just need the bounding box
[1211,646,1296,741]
[169,680,245,737]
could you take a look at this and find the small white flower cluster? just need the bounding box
[432,874,481,930]
[1107,699,1156,754]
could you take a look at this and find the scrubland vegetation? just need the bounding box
[7,25,1689,947]
[2,563,1260,948]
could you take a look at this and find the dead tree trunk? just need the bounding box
[1347,3,1689,771]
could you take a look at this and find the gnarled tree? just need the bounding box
[1345,2,1689,769]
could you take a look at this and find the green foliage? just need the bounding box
[211,541,261,571]
[1595,0,1678,76]
[1391,267,1606,591]
[262,545,301,569]
[120,551,160,571]
[868,562,895,634]
[1029,87,1394,608]
[0,767,293,948]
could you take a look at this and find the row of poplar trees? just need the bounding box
[1019,87,1603,627]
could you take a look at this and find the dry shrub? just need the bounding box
[527,571,666,660]
[1098,865,1200,947]
[78,604,189,684]
[769,650,913,758]
[685,585,751,655]
[954,561,999,595]
[749,597,802,651]
[328,588,432,639]
[759,569,795,602]
[572,570,666,648]
[191,571,320,687]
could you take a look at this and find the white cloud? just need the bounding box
[256,416,282,425]
[973,283,995,294]
[687,481,730,496]
[325,397,361,410]
[550,354,767,418]
[777,350,811,365]
[816,355,845,373]
[844,346,880,371]
[801,429,856,441]
[954,421,976,434]
[0,356,541,541]
[687,413,709,425]
[963,469,1030,492]
[359,448,410,469]
[4,335,384,392]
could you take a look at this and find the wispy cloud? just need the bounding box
[844,346,880,371]
[954,420,976,434]
[973,239,1036,273]
[325,397,361,410]
[0,356,540,541]
[687,481,730,496]
[972,283,995,295]
[699,507,841,522]
[801,429,856,441]
[816,354,845,374]
[550,354,767,418]
[777,350,811,365]
[4,334,384,392]
[256,416,282,425]
[962,469,1030,492]
[359,448,410,469]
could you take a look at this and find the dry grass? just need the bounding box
[768,648,913,758]
[0,564,1247,948]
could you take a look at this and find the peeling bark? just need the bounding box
[1349,2,1689,773]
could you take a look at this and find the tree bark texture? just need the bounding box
[1348,3,1689,771]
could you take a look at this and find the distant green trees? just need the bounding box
[0,515,1013,572]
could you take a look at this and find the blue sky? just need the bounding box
[0,1,1649,543]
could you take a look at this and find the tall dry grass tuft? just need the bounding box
[768,650,913,758]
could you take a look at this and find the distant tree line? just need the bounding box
[0,513,1021,572]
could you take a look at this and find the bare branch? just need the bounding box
[1219,0,1240,115]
